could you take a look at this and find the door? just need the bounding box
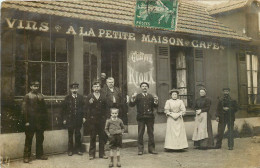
[83,40,101,95]
[156,45,171,113]
[194,49,205,98]
[237,53,248,106]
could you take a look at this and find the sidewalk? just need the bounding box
[5,137,260,168]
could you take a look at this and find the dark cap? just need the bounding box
[91,80,100,87]
[222,88,230,91]
[169,89,179,95]
[140,82,149,88]
[70,82,79,88]
[30,81,40,86]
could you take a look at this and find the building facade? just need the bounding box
[1,0,259,159]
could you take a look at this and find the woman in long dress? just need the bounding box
[164,89,188,150]
[192,87,214,149]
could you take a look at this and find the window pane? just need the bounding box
[16,32,27,60]
[56,38,67,62]
[42,36,51,61]
[28,35,41,61]
[56,63,68,95]
[28,62,41,88]
[246,54,251,70]
[15,61,26,96]
[42,63,55,95]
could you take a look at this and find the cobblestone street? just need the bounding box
[6,137,260,168]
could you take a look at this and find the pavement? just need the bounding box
[4,137,260,168]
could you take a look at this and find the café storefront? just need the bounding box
[1,1,259,159]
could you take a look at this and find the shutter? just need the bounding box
[194,49,205,98]
[156,45,171,113]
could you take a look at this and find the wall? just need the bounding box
[215,9,247,37]
[203,47,239,118]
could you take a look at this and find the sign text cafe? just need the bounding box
[5,17,225,50]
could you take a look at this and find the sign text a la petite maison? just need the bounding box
[5,17,224,50]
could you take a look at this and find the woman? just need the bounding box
[192,87,214,149]
[164,89,188,150]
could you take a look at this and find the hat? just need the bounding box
[70,82,79,88]
[169,89,179,95]
[30,81,40,86]
[140,82,149,88]
[223,88,230,91]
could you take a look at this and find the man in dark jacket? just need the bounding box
[101,77,128,124]
[215,88,238,150]
[129,82,158,155]
[22,81,48,163]
[86,81,108,160]
[63,82,86,156]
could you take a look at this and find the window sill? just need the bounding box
[185,108,196,116]
[14,96,66,105]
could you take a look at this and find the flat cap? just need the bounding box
[30,81,40,86]
[70,82,79,88]
[140,82,149,88]
[222,88,230,91]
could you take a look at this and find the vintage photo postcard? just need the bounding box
[1,0,260,168]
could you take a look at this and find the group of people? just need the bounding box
[21,74,238,167]
[164,87,238,151]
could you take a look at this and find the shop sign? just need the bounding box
[134,0,178,31]
[128,51,156,88]
[4,17,224,50]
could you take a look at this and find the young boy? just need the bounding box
[105,108,125,167]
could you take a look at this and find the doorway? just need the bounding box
[83,38,127,135]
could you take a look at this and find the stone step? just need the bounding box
[82,139,138,153]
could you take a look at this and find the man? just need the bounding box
[129,82,159,155]
[86,81,108,160]
[100,73,107,88]
[101,77,128,124]
[22,81,48,163]
[63,82,86,156]
[215,88,238,150]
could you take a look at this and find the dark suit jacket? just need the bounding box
[22,91,48,130]
[62,94,85,129]
[85,93,107,122]
[216,96,238,122]
[129,93,158,121]
[101,86,123,108]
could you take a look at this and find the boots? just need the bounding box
[117,156,121,167]
[109,156,113,167]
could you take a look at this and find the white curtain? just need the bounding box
[252,55,258,104]
[176,51,187,106]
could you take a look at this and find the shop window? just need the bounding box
[246,53,259,104]
[14,32,69,97]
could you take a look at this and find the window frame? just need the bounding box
[14,31,70,99]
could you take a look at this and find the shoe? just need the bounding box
[23,158,29,163]
[228,147,233,150]
[117,162,121,167]
[36,155,48,160]
[109,162,113,168]
[68,152,73,156]
[100,155,108,159]
[77,151,83,155]
[138,151,143,155]
[149,151,158,154]
[89,156,94,160]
